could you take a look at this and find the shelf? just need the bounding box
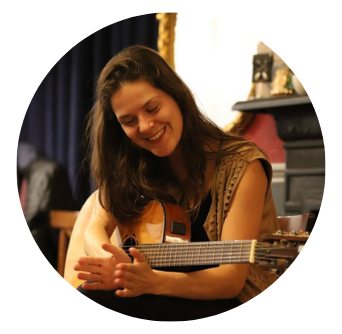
[231,94,323,217]
[232,95,311,113]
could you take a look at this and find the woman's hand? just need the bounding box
[74,245,159,296]
[74,243,131,291]
[114,248,160,298]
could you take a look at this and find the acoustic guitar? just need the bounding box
[65,200,306,288]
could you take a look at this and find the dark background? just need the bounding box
[18,14,159,208]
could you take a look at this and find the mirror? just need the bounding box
[157,13,258,133]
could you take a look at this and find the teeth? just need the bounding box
[147,127,165,141]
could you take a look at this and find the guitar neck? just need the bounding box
[116,201,302,270]
[130,240,257,267]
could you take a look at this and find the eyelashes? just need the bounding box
[122,106,159,126]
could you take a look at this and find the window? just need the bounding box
[174,14,258,128]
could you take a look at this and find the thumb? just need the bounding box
[102,243,120,257]
[102,243,132,263]
[129,248,147,263]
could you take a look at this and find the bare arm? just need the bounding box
[155,160,267,299]
[83,191,117,257]
[73,191,132,290]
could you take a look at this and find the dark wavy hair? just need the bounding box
[86,45,251,221]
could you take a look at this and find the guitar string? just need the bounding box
[120,243,297,252]
[120,241,297,266]
[145,254,288,267]
[121,240,253,251]
[126,242,251,266]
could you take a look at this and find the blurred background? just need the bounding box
[17,13,324,271]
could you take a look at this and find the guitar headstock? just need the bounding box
[255,230,310,273]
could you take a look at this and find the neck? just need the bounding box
[167,146,188,184]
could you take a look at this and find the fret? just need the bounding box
[190,243,194,266]
[211,243,215,265]
[239,242,243,263]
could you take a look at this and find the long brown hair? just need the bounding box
[87,45,252,221]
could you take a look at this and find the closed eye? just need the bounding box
[146,105,159,113]
[121,118,136,127]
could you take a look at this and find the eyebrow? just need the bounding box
[143,96,161,108]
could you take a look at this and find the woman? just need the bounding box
[73,45,279,320]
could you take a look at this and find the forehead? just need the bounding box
[110,80,161,115]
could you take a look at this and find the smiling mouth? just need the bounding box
[146,127,165,142]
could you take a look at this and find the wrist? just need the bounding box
[151,270,178,296]
[151,270,167,295]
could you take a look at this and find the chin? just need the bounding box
[151,151,172,158]
[150,147,176,158]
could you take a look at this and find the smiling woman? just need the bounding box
[69,44,279,320]
[111,80,183,158]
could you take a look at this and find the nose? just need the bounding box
[139,116,155,133]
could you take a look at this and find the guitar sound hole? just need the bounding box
[123,235,138,247]
[123,234,138,262]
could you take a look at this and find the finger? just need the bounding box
[77,273,101,281]
[115,288,129,298]
[115,262,130,271]
[77,257,103,266]
[114,284,135,298]
[102,243,114,251]
[102,244,125,263]
[74,263,101,273]
[129,248,147,263]
[114,267,139,285]
[102,243,121,256]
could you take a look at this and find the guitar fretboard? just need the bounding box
[125,240,257,267]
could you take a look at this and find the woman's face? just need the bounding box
[111,80,183,158]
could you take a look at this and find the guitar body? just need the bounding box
[117,200,191,246]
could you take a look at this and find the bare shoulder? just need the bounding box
[76,190,117,236]
[240,159,268,190]
[221,159,268,241]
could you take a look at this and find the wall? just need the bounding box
[243,113,285,163]
[243,113,286,215]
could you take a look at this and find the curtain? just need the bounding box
[19,14,159,207]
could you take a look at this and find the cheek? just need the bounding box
[176,112,184,134]
[121,127,135,141]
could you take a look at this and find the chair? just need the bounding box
[50,210,79,277]
[20,152,76,269]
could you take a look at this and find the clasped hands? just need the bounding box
[74,243,159,297]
